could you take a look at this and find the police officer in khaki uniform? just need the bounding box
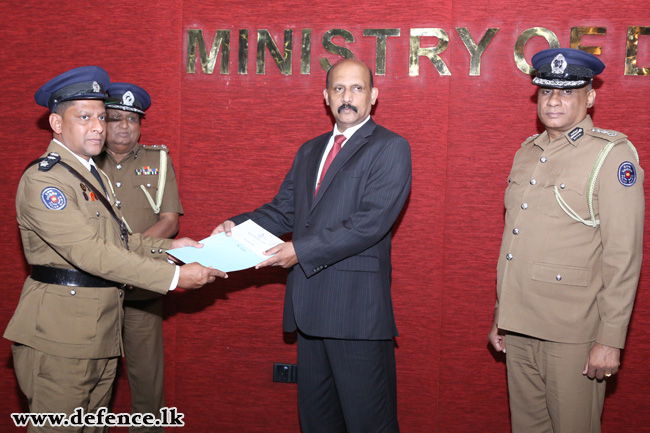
[4,66,226,432]
[97,83,181,433]
[488,48,644,433]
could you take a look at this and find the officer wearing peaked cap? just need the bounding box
[97,82,183,432]
[5,67,225,432]
[489,48,644,433]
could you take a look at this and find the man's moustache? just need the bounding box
[338,104,358,113]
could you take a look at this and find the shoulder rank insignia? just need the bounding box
[522,134,539,146]
[618,161,637,187]
[41,186,67,210]
[592,127,618,137]
[142,144,169,151]
[38,153,61,172]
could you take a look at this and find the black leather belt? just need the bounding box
[31,265,118,288]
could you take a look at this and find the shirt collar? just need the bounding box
[52,138,96,171]
[332,115,371,141]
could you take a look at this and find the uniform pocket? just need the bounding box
[504,169,526,210]
[531,261,588,287]
[35,285,99,344]
[538,172,588,219]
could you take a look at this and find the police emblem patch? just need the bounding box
[618,161,636,187]
[41,187,67,210]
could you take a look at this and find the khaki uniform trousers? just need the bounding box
[123,297,165,433]
[505,333,606,433]
[12,344,118,433]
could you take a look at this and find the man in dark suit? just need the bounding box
[213,58,411,433]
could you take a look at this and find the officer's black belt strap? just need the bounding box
[24,157,130,250]
[31,265,118,288]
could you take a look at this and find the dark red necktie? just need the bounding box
[315,134,346,196]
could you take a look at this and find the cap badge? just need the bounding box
[92,81,100,93]
[551,54,567,74]
[122,91,135,107]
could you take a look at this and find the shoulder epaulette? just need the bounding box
[588,127,627,141]
[141,144,170,153]
[38,152,61,172]
[521,134,539,147]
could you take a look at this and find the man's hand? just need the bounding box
[488,318,506,353]
[170,237,204,249]
[212,220,236,237]
[177,262,227,289]
[256,241,298,269]
[583,343,620,380]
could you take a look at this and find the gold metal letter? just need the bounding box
[301,29,312,74]
[257,29,293,75]
[363,29,401,75]
[514,27,559,75]
[409,28,451,76]
[186,29,230,74]
[625,26,650,76]
[456,27,499,76]
[239,29,248,75]
[320,29,355,72]
[569,27,606,55]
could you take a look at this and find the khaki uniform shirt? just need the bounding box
[97,143,183,300]
[496,116,644,348]
[4,140,177,359]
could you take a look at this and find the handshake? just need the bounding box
[170,219,297,290]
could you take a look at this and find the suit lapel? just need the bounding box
[311,119,377,210]
[305,134,331,207]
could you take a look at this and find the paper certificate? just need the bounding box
[166,219,284,272]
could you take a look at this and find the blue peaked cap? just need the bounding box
[532,48,605,89]
[105,82,151,115]
[34,66,110,111]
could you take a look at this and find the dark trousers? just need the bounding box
[297,331,399,433]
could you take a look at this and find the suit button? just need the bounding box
[521,203,528,210]
[116,182,122,188]
[70,289,76,296]
[158,249,163,254]
[530,179,537,185]
[146,183,151,188]
[96,211,100,216]
[305,222,310,228]
[540,156,547,163]
[116,164,122,170]
[556,275,562,281]
[323,265,328,269]
[119,290,124,297]
[151,249,156,253]
[513,228,519,235]
[560,183,566,189]
[506,253,513,260]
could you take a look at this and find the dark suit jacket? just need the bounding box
[232,119,411,340]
